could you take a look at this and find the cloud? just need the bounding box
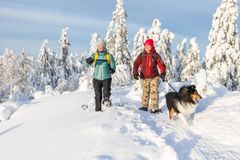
[0,0,219,57]
[0,7,108,29]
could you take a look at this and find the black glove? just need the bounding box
[134,73,139,80]
[160,73,166,82]
[86,57,93,64]
[110,68,115,74]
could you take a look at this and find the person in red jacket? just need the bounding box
[133,39,166,113]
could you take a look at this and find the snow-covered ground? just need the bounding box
[0,83,240,160]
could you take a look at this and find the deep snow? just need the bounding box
[0,83,240,160]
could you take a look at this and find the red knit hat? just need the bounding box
[144,39,154,48]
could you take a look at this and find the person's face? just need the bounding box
[144,44,152,53]
[97,44,105,52]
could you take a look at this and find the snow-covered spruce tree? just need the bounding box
[181,38,201,81]
[105,21,115,54]
[38,39,56,88]
[89,33,100,56]
[69,53,86,75]
[58,27,71,80]
[159,29,174,82]
[87,33,100,79]
[55,27,82,93]
[205,0,240,90]
[201,57,206,70]
[105,0,132,86]
[132,27,147,62]
[237,57,240,90]
[38,40,50,77]
[148,19,161,53]
[172,39,188,82]
[29,62,45,92]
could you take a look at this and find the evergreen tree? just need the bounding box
[181,38,201,81]
[38,40,50,77]
[68,53,86,75]
[105,0,132,86]
[205,0,240,90]
[38,40,56,88]
[105,21,115,54]
[87,33,100,80]
[172,39,187,82]
[132,27,147,61]
[148,19,161,53]
[105,0,131,66]
[58,27,71,80]
[89,33,100,56]
[159,29,174,81]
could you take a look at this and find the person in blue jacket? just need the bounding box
[86,39,116,111]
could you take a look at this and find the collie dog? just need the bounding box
[165,85,202,125]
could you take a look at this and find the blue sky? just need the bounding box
[0,0,233,58]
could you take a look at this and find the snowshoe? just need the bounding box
[81,104,89,110]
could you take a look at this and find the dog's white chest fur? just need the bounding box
[176,101,197,116]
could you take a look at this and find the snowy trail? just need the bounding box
[0,87,240,160]
[113,87,240,160]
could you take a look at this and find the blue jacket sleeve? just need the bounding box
[85,53,95,67]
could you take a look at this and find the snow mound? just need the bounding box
[0,102,18,121]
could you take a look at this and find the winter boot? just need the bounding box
[150,108,162,114]
[139,107,148,112]
[102,98,112,107]
[95,99,102,112]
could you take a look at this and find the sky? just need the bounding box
[0,0,234,58]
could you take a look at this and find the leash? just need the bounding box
[166,82,177,92]
[160,76,177,92]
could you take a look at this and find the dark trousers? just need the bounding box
[93,78,112,111]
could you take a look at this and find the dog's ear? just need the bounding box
[189,85,196,90]
[179,85,188,94]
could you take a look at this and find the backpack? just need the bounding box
[93,52,110,65]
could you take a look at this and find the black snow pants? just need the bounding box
[93,78,112,111]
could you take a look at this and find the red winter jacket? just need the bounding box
[133,50,166,79]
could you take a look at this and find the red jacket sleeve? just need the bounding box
[156,54,166,74]
[133,54,142,76]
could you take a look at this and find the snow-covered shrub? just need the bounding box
[112,64,132,86]
[66,74,80,92]
[79,75,93,91]
[193,69,229,98]
[0,102,18,121]
[55,79,68,94]
[56,74,80,94]
[0,83,11,102]
[10,85,33,102]
[45,85,59,96]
